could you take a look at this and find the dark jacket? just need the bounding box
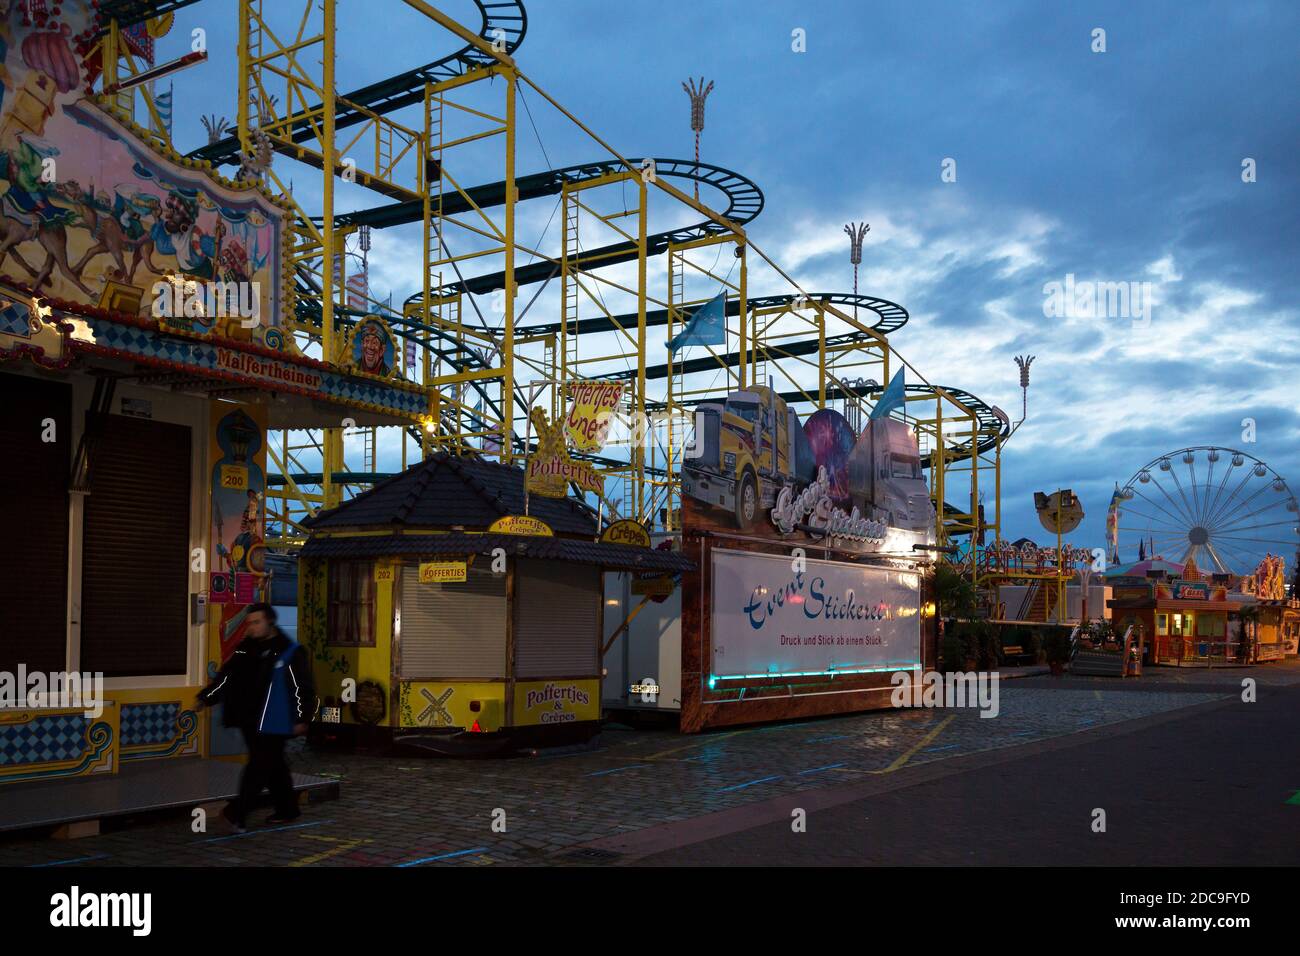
[199,628,315,733]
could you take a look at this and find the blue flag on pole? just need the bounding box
[869,368,906,420]
[668,291,727,351]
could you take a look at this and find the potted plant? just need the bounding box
[1044,627,1071,675]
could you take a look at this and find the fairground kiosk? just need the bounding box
[298,452,691,751]
[0,6,421,826]
[1107,560,1247,666]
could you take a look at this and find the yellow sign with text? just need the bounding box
[488,515,553,537]
[564,381,623,452]
[513,680,600,726]
[419,561,467,584]
[601,519,651,548]
[220,464,249,490]
[525,406,605,499]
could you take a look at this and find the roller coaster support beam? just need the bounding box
[503,68,517,464]
[403,0,517,68]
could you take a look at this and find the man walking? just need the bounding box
[196,603,314,829]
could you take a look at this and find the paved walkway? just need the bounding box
[2,661,1295,866]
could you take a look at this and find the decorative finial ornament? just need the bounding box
[844,221,870,318]
[682,77,715,200]
[1014,354,1036,423]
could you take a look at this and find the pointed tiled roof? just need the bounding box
[301,452,597,535]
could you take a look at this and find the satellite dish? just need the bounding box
[1034,489,1084,535]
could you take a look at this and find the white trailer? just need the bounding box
[602,536,684,715]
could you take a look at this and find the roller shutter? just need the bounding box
[81,413,191,677]
[398,565,506,679]
[513,559,600,677]
[0,373,69,674]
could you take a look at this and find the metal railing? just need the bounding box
[1152,635,1249,666]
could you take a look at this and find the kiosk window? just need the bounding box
[514,559,600,677]
[399,566,506,679]
[1197,615,1224,638]
[328,560,375,646]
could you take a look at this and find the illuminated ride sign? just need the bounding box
[526,406,604,498]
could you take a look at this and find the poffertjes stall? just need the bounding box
[298,452,692,751]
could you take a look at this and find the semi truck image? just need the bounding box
[681,385,816,530]
[683,386,933,535]
[849,417,935,534]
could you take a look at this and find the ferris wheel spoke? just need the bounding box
[1203,465,1273,529]
[1202,466,1258,531]
[1211,533,1299,548]
[1129,485,1194,529]
[1146,473,1197,526]
[1116,505,1187,530]
[1145,532,1190,556]
[1201,456,1216,522]
[1206,480,1276,532]
[1202,454,1238,526]
[1211,493,1291,530]
[1209,534,1253,563]
[1164,465,1199,525]
[1185,457,1204,524]
[1215,516,1299,537]
[1142,525,1188,541]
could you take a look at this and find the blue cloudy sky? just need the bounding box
[161,0,1300,569]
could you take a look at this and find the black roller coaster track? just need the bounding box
[156,0,1001,475]
[517,291,908,340]
[188,1,529,167]
[290,157,769,326]
[97,0,204,31]
[644,382,1008,459]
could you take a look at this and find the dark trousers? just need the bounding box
[229,726,298,823]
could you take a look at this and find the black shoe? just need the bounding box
[221,804,246,832]
[264,812,301,826]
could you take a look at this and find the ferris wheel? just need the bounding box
[1112,446,1300,574]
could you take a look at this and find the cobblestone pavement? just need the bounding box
[3,663,1294,867]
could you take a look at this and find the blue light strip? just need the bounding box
[709,661,922,683]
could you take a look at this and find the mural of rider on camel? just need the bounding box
[0,3,285,343]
